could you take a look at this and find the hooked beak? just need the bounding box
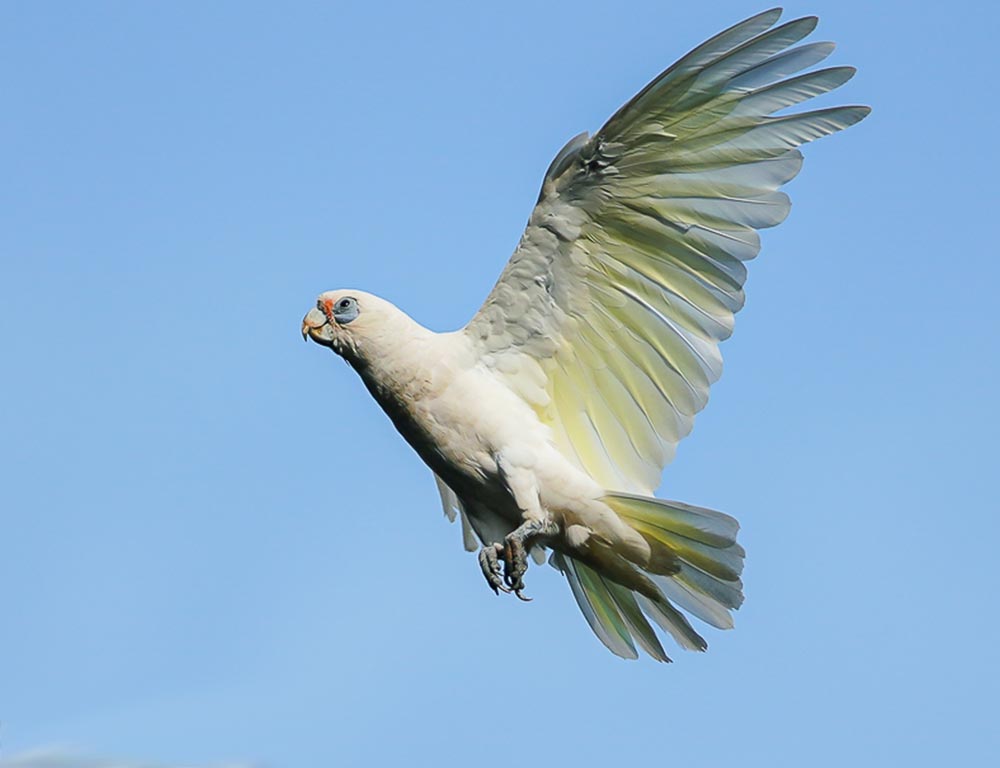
[302,306,335,347]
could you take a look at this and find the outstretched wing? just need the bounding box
[464,8,868,495]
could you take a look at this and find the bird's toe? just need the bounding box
[478,543,510,595]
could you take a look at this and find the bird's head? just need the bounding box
[301,289,415,364]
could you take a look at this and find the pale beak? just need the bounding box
[302,306,333,345]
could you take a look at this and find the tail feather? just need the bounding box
[553,552,641,660]
[675,561,744,612]
[654,568,735,630]
[552,552,672,662]
[635,593,708,652]
[607,492,740,548]
[552,492,744,661]
[628,517,744,580]
[603,577,672,662]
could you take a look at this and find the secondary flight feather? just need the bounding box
[303,8,868,660]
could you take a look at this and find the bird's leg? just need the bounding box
[478,543,510,595]
[492,455,557,599]
[503,517,559,600]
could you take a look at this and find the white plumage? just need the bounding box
[303,8,868,661]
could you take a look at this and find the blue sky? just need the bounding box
[1,1,997,766]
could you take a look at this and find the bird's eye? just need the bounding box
[332,296,360,325]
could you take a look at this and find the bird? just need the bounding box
[302,7,869,661]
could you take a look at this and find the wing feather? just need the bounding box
[465,10,868,494]
[434,473,480,551]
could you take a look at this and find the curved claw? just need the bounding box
[478,544,510,595]
[501,517,559,599]
[480,519,557,600]
[503,536,529,592]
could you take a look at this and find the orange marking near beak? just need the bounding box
[322,298,335,320]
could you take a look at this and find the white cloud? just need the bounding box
[0,749,253,768]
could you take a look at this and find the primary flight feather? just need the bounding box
[302,8,868,661]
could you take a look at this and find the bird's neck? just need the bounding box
[347,321,445,407]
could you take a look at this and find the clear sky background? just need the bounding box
[1,1,997,766]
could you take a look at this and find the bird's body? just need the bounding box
[303,8,869,660]
[322,292,636,557]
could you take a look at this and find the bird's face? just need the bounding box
[302,289,371,358]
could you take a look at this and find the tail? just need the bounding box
[550,492,744,662]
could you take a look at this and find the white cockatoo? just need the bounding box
[303,8,868,661]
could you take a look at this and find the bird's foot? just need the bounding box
[478,543,510,595]
[502,518,559,601]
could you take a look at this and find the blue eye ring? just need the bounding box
[332,296,360,325]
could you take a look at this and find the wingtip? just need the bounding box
[837,65,859,81]
[800,14,820,31]
[848,104,874,122]
[745,7,785,31]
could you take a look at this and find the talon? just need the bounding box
[499,517,558,598]
[478,543,510,595]
[503,532,529,593]
[479,519,556,599]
